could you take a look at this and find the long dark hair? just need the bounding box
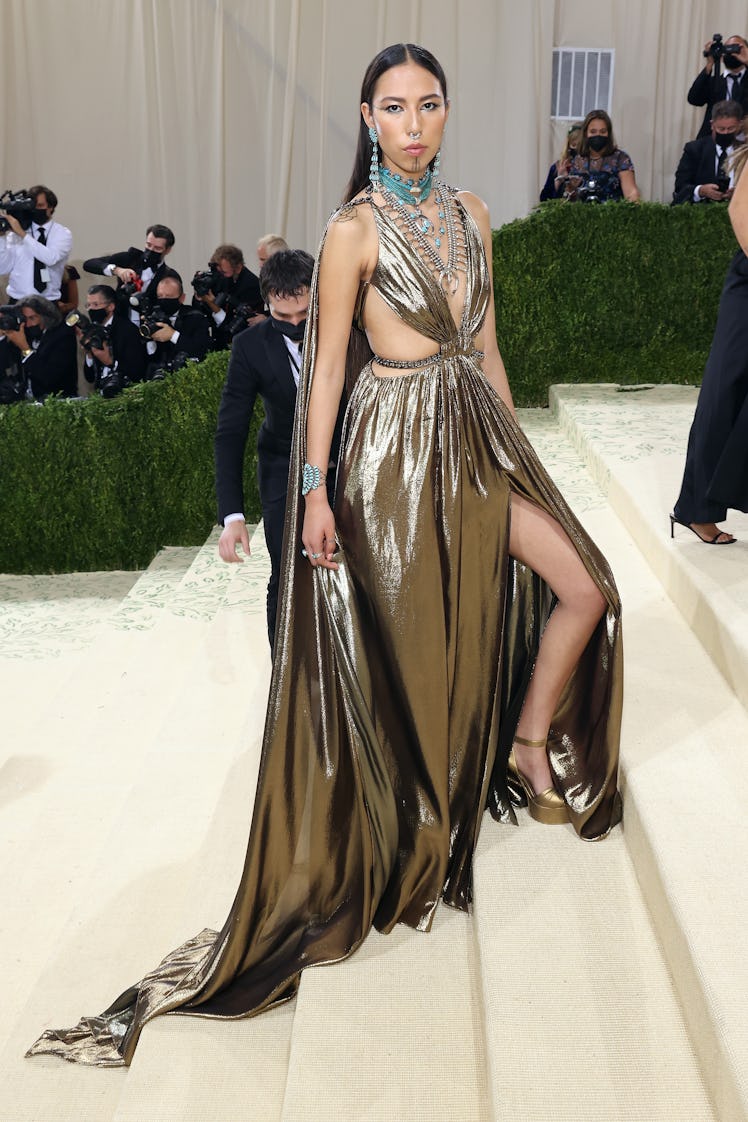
[343,43,448,203]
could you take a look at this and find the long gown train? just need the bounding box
[27,190,623,1067]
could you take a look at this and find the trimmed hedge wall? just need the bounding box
[493,200,737,405]
[0,350,262,573]
[0,202,739,573]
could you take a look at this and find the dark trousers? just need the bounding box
[258,449,292,654]
[261,490,287,654]
[674,251,748,523]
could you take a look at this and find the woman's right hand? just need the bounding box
[302,494,339,570]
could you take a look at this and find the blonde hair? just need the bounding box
[558,121,583,167]
[257,234,289,255]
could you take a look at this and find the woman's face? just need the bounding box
[362,61,448,180]
[586,118,609,141]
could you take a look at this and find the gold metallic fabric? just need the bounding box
[27,191,622,1067]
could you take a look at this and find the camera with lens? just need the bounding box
[65,310,113,352]
[98,368,128,399]
[227,302,255,338]
[0,304,27,331]
[704,33,743,62]
[576,177,603,204]
[118,277,145,312]
[148,350,195,382]
[0,189,35,234]
[192,264,227,305]
[139,306,168,339]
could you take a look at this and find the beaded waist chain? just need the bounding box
[373,346,484,370]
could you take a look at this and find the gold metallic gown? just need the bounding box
[27,190,622,1067]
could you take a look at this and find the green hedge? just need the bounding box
[0,350,263,573]
[0,202,739,573]
[493,200,737,405]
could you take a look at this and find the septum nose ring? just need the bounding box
[409,131,422,139]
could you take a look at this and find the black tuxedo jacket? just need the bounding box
[687,67,748,138]
[214,318,301,520]
[83,247,170,309]
[673,136,727,203]
[152,305,211,367]
[17,322,77,399]
[84,314,148,386]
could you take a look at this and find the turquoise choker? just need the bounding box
[380,166,433,207]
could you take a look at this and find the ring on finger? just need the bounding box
[310,551,323,560]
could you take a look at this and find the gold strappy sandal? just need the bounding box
[508,734,569,826]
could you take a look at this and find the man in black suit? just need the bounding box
[0,294,76,399]
[144,271,211,375]
[192,243,264,350]
[215,250,328,651]
[688,35,748,138]
[83,224,175,320]
[673,100,744,204]
[78,284,148,395]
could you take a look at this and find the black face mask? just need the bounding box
[715,131,737,149]
[142,249,162,270]
[31,209,49,225]
[723,54,742,70]
[271,317,306,342]
[588,135,608,153]
[157,298,181,317]
[24,324,43,343]
[87,307,109,324]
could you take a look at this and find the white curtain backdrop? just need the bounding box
[0,0,746,285]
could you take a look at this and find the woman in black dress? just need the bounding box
[672,143,748,544]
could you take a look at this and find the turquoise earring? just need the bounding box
[368,126,380,191]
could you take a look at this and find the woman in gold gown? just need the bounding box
[28,43,622,1068]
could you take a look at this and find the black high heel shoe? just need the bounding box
[669,514,736,545]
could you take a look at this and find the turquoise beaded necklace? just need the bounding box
[379,166,447,248]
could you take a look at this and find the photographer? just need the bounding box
[0,295,76,400]
[83,224,175,321]
[76,285,148,396]
[688,35,748,139]
[673,100,743,204]
[0,185,72,303]
[565,110,640,203]
[192,244,263,350]
[143,271,210,375]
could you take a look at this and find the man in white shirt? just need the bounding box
[0,184,72,303]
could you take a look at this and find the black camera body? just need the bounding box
[65,310,113,352]
[0,304,26,331]
[118,280,147,312]
[228,302,255,338]
[576,177,603,204]
[139,306,169,339]
[716,174,731,194]
[148,350,194,381]
[704,33,743,62]
[99,368,127,398]
[192,265,227,306]
[0,189,35,234]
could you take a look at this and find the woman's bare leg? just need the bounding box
[509,493,606,793]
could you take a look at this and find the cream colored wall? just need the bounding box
[0,0,746,285]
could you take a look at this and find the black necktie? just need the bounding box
[717,146,729,179]
[33,227,47,292]
[731,74,741,100]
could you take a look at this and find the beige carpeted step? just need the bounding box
[279,910,491,1122]
[0,528,282,1122]
[534,392,748,1122]
[550,384,748,710]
